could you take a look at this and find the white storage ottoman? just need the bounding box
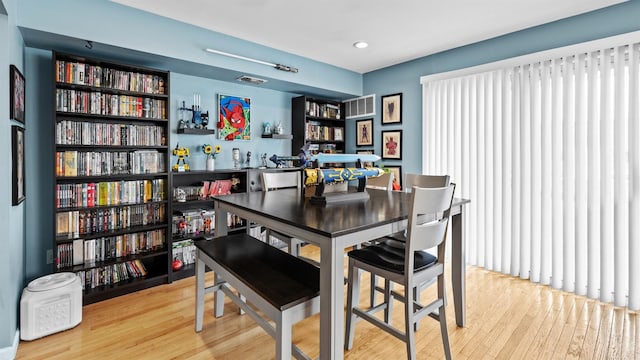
[20,272,82,341]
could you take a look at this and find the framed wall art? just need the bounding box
[10,65,25,124]
[356,118,373,146]
[381,93,402,125]
[218,94,251,140]
[334,127,344,141]
[385,165,402,190]
[381,130,402,160]
[356,149,374,167]
[12,126,25,205]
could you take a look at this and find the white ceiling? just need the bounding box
[112,0,624,74]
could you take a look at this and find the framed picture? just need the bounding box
[385,166,402,190]
[218,94,251,140]
[356,149,374,167]
[356,118,373,146]
[334,127,344,141]
[381,93,402,125]
[381,130,402,160]
[10,65,25,124]
[12,126,25,205]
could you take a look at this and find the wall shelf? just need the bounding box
[177,128,215,135]
[261,134,292,139]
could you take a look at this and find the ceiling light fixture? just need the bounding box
[204,48,298,73]
[353,41,368,49]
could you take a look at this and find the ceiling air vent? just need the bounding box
[236,75,268,85]
[343,94,375,119]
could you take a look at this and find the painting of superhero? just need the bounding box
[381,130,402,160]
[218,94,251,140]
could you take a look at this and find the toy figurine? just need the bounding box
[261,153,268,168]
[172,144,190,172]
[246,151,252,168]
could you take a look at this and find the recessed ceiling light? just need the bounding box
[353,41,368,49]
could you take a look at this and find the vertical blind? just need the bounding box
[422,40,640,310]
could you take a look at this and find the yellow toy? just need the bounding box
[172,144,190,172]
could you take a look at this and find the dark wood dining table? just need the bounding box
[210,187,470,360]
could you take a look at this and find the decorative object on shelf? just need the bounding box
[12,125,25,205]
[381,130,402,160]
[260,153,268,168]
[202,144,221,171]
[10,65,25,124]
[334,127,344,142]
[245,151,252,168]
[232,147,241,169]
[172,143,191,172]
[263,122,272,136]
[381,93,402,124]
[218,94,251,140]
[356,118,373,146]
[179,96,210,130]
[273,121,284,135]
[172,257,183,271]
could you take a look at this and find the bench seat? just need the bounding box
[194,233,320,360]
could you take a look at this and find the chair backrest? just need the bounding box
[403,173,450,192]
[405,184,456,264]
[261,171,302,192]
[365,172,394,191]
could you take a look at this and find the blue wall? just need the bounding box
[0,0,24,356]
[169,73,296,170]
[356,0,640,177]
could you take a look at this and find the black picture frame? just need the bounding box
[12,126,25,205]
[356,118,373,146]
[356,149,374,167]
[385,165,402,190]
[381,93,402,125]
[10,65,25,124]
[381,130,402,160]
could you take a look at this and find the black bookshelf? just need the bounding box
[291,95,345,157]
[52,51,171,305]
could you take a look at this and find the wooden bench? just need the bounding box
[194,233,320,360]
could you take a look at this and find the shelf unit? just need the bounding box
[169,169,248,281]
[52,51,171,304]
[291,95,345,158]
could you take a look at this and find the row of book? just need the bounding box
[75,260,149,290]
[306,101,341,119]
[172,239,196,267]
[172,209,215,238]
[56,150,166,177]
[57,229,166,269]
[305,124,344,142]
[56,179,166,209]
[56,119,166,147]
[56,204,166,237]
[55,60,166,95]
[56,89,167,119]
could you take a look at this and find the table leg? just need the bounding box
[319,241,345,360]
[451,206,466,327]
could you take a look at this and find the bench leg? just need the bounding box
[195,254,205,332]
[276,312,293,360]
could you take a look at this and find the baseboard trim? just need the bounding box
[0,330,19,360]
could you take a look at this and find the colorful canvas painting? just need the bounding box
[218,94,251,140]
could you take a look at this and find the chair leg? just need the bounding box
[413,286,419,331]
[344,258,360,350]
[404,283,416,360]
[370,274,377,307]
[383,279,393,324]
[438,274,452,360]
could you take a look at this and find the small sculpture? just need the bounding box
[263,122,272,135]
[245,151,252,168]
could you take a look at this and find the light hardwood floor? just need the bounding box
[16,246,639,359]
